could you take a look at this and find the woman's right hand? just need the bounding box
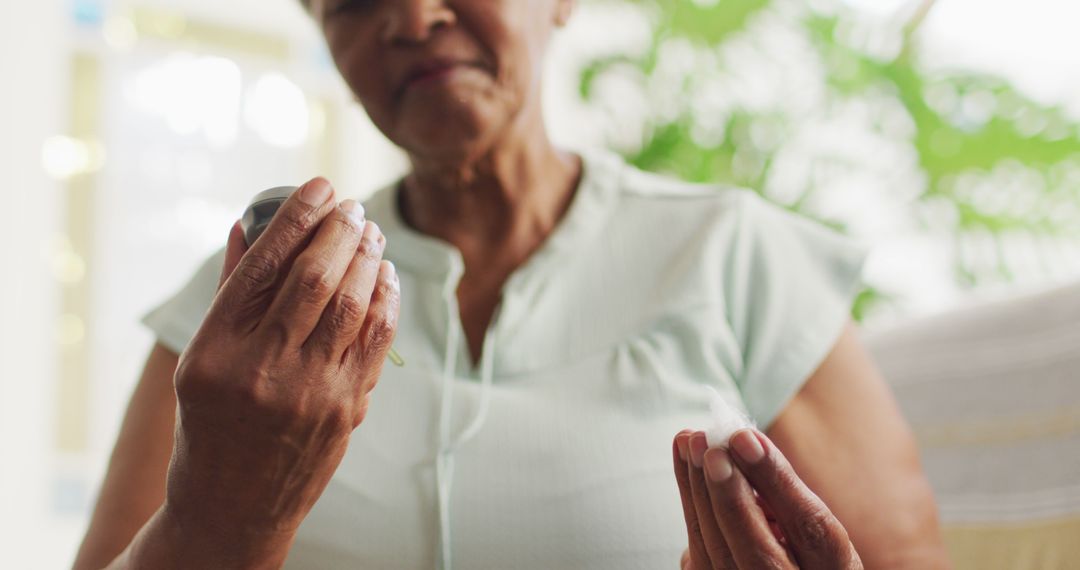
[162,178,400,564]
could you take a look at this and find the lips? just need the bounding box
[397,58,482,96]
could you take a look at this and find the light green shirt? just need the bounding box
[142,148,866,569]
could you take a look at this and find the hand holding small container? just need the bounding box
[162,178,401,565]
[242,184,405,367]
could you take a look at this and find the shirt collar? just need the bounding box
[364,147,624,292]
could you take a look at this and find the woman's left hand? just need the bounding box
[673,429,864,569]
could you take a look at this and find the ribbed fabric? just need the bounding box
[140,148,866,569]
[864,282,1080,569]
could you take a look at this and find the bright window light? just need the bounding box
[126,53,243,149]
[244,72,310,149]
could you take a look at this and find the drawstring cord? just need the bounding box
[435,262,498,570]
[436,271,461,570]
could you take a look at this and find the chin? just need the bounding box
[396,99,508,164]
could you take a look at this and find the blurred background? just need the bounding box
[2,0,1080,566]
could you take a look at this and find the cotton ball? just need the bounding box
[704,386,754,449]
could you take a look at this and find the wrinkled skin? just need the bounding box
[165,179,400,563]
[312,0,573,163]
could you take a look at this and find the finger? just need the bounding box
[702,446,794,569]
[346,258,400,398]
[217,220,248,292]
[213,178,337,329]
[680,548,691,570]
[756,493,787,546]
[729,429,861,569]
[673,431,711,570]
[306,215,385,362]
[260,198,367,349]
[688,432,736,568]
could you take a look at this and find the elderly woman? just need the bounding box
[74,0,949,568]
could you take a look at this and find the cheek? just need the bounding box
[468,8,541,107]
[493,4,553,95]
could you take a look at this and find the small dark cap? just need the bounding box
[241,186,299,247]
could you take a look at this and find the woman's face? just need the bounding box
[313,0,573,162]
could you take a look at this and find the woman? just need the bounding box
[74,0,949,568]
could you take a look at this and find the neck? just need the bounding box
[399,107,582,275]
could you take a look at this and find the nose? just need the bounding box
[382,0,456,44]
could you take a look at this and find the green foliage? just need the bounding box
[665,0,770,47]
[579,0,1080,319]
[806,14,1080,234]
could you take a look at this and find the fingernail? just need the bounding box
[676,435,689,461]
[367,221,385,251]
[689,433,707,468]
[340,199,366,228]
[705,449,734,483]
[300,178,333,206]
[387,261,399,290]
[731,430,765,464]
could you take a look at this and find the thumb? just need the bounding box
[217,220,248,291]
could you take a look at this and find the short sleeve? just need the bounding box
[724,191,868,428]
[140,247,226,356]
